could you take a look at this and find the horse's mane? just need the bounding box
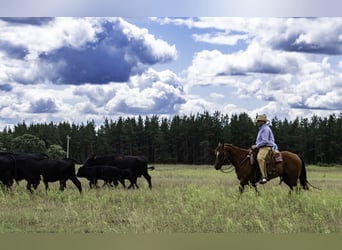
[223,143,249,152]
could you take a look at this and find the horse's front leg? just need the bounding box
[251,182,259,194]
[239,180,249,194]
[239,184,244,194]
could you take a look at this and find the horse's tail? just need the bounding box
[298,156,321,190]
[299,155,309,190]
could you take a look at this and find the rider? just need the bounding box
[251,114,276,184]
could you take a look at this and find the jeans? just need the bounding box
[257,146,272,178]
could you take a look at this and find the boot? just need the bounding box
[259,177,267,184]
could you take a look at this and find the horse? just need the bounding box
[214,143,311,194]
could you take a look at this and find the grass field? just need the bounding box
[0,164,341,233]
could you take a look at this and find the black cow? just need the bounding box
[82,154,154,189]
[0,153,15,189]
[77,165,124,188]
[100,167,139,189]
[11,152,49,193]
[1,152,82,193]
[76,165,139,189]
[120,167,139,189]
[39,158,82,193]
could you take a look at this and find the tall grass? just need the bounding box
[0,165,341,233]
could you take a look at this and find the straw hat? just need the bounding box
[256,114,268,122]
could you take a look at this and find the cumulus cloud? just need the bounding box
[192,31,249,46]
[0,17,53,25]
[177,17,342,117]
[0,17,177,85]
[29,98,58,113]
[187,42,305,86]
[2,17,342,129]
[157,17,342,55]
[0,83,12,92]
[73,68,185,115]
[270,18,342,55]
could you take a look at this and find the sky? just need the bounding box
[1,16,342,129]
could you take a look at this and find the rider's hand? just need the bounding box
[251,145,257,150]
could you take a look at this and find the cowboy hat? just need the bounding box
[256,114,268,122]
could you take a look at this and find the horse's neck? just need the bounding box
[225,145,248,167]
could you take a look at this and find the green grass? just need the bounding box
[0,165,341,233]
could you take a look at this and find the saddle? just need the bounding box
[249,148,283,180]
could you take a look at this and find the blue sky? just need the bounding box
[1,16,342,129]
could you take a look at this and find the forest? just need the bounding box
[1,111,342,165]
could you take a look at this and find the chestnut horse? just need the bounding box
[214,143,311,193]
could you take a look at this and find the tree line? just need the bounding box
[1,111,342,165]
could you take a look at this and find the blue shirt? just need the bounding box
[256,124,275,148]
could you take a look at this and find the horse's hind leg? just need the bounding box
[282,176,300,195]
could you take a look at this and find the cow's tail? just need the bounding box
[148,166,155,170]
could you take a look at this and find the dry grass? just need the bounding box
[0,164,341,232]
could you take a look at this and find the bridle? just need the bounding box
[218,149,252,174]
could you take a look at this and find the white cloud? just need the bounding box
[209,92,225,100]
[186,41,305,87]
[2,17,342,129]
[192,31,249,46]
[182,17,342,118]
[0,17,178,85]
[0,18,99,59]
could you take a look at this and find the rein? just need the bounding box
[220,165,234,173]
[220,152,251,173]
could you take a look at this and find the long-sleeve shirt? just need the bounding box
[255,124,275,148]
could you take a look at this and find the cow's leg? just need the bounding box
[0,182,5,191]
[127,178,138,189]
[143,173,152,189]
[69,176,82,193]
[26,181,34,194]
[103,178,113,187]
[133,176,139,189]
[127,176,137,189]
[5,179,14,190]
[112,179,119,188]
[70,176,82,193]
[95,179,100,188]
[33,178,40,190]
[89,179,97,188]
[119,179,126,188]
[44,181,49,190]
[59,180,66,191]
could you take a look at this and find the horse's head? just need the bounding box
[214,142,230,170]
